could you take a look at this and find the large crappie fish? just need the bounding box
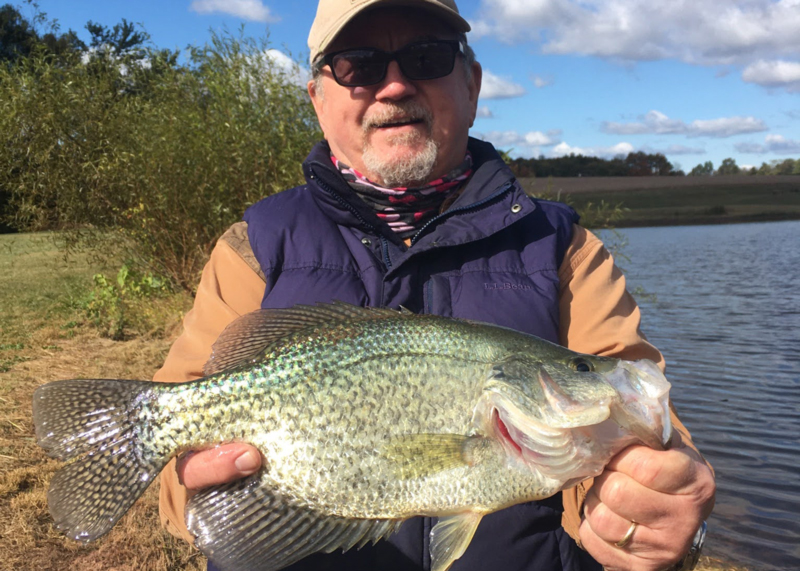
[33,302,672,571]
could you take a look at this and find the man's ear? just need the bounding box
[468,61,482,128]
[307,78,327,136]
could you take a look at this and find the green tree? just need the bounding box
[689,161,714,176]
[775,158,797,175]
[0,30,321,289]
[1,2,84,62]
[0,4,38,62]
[716,158,741,175]
[623,151,673,176]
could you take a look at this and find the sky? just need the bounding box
[25,0,800,172]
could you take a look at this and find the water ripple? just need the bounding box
[611,221,800,571]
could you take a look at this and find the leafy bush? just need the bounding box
[0,29,321,290]
[80,264,173,340]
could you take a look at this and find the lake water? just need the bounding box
[607,221,800,571]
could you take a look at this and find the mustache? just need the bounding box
[362,102,433,131]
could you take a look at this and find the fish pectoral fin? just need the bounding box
[186,476,403,571]
[430,512,483,571]
[381,434,474,480]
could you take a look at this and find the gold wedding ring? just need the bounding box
[615,520,638,548]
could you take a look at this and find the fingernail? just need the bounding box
[234,450,260,474]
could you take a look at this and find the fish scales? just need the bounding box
[33,302,672,571]
[148,317,525,517]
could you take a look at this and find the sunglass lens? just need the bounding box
[399,42,456,80]
[332,51,385,86]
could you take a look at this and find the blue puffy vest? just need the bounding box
[231,138,601,571]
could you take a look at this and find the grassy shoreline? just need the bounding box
[519,175,800,228]
[0,233,757,571]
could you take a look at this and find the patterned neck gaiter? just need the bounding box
[331,153,473,239]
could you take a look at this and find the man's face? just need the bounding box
[307,7,482,187]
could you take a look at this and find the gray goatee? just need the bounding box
[362,101,438,187]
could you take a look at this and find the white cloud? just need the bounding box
[735,134,800,154]
[664,145,705,155]
[644,144,706,156]
[471,0,800,71]
[602,111,685,135]
[263,49,310,87]
[735,142,769,154]
[479,70,526,99]
[190,0,278,23]
[601,110,767,138]
[689,116,767,138]
[742,60,800,92]
[476,106,494,118]
[532,74,554,88]
[474,130,560,157]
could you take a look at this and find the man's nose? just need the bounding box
[374,60,418,100]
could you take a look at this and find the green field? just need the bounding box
[519,175,800,227]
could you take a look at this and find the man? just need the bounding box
[157,1,715,570]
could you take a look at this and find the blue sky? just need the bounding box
[27,0,800,172]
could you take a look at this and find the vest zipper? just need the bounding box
[312,169,376,232]
[313,168,396,271]
[410,181,516,246]
[380,236,393,269]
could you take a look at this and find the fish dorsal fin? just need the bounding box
[430,512,483,571]
[203,302,407,376]
[186,475,404,571]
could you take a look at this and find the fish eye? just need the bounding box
[571,358,594,373]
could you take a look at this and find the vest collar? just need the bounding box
[302,137,537,257]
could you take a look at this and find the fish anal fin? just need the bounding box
[430,512,483,571]
[186,476,403,571]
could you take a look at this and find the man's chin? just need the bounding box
[362,146,439,187]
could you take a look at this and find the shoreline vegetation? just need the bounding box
[0,234,759,571]
[520,174,800,228]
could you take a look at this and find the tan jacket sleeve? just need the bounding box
[557,225,705,546]
[156,222,266,543]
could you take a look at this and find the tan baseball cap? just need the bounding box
[308,0,471,63]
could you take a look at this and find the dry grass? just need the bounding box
[0,332,206,571]
[0,233,201,571]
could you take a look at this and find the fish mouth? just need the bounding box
[481,358,673,477]
[604,359,673,450]
[491,406,576,470]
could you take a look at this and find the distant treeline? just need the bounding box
[504,152,800,179]
[506,152,678,178]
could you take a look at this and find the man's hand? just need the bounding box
[580,432,716,571]
[177,443,262,491]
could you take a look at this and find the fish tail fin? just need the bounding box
[33,378,166,542]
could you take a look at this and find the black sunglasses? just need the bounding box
[317,40,465,87]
